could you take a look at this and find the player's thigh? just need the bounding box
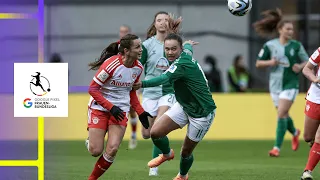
[88,108,109,131]
[155,94,176,122]
[278,89,298,117]
[106,125,127,156]
[187,110,216,142]
[314,125,320,143]
[87,109,108,153]
[151,102,186,138]
[141,98,158,138]
[304,100,320,142]
[270,92,280,108]
[154,106,170,127]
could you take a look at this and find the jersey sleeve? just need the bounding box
[142,74,169,88]
[93,58,117,85]
[88,80,114,110]
[139,44,148,65]
[181,43,193,60]
[163,61,185,83]
[309,47,320,66]
[129,90,144,115]
[257,44,271,60]
[298,43,309,62]
[161,44,192,83]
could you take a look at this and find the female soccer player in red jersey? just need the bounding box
[117,24,140,150]
[300,47,320,180]
[86,34,151,180]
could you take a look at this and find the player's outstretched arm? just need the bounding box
[141,74,170,88]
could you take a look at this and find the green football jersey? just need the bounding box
[257,38,309,92]
[160,44,216,118]
[139,36,174,99]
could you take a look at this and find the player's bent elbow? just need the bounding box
[255,61,262,68]
[302,66,310,77]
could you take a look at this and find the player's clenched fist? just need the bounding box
[132,81,142,90]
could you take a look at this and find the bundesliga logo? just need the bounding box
[23,71,59,109]
[30,72,51,96]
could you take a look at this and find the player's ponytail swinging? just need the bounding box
[253,8,291,37]
[88,42,119,70]
[88,34,139,70]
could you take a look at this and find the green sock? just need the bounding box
[180,154,194,176]
[152,144,162,158]
[152,136,170,155]
[275,118,288,149]
[287,116,296,136]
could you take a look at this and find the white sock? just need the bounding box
[273,146,280,151]
[178,173,186,177]
[131,117,138,124]
[131,132,136,139]
[163,151,171,157]
[151,167,158,171]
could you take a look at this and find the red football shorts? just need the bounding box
[305,100,320,120]
[87,108,128,130]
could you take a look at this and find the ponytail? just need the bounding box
[88,42,119,71]
[253,8,283,37]
[88,34,139,70]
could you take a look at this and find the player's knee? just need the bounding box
[304,133,313,143]
[314,133,320,144]
[106,145,119,157]
[150,128,162,139]
[142,134,150,139]
[89,146,103,157]
[142,129,151,139]
[304,130,315,143]
[277,110,288,119]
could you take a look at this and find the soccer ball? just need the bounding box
[227,0,252,16]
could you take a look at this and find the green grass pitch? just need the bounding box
[44,140,318,180]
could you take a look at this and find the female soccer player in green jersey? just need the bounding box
[134,34,216,180]
[139,11,181,176]
[254,8,309,157]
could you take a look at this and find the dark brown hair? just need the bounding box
[233,54,247,75]
[164,33,183,48]
[88,34,139,70]
[253,8,292,37]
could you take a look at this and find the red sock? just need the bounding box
[131,124,137,132]
[305,142,320,171]
[88,154,113,180]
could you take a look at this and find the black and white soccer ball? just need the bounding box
[227,0,252,16]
